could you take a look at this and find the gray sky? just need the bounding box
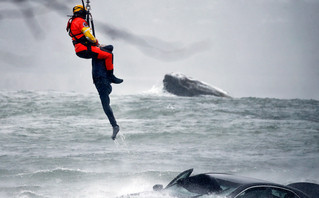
[1,0,319,99]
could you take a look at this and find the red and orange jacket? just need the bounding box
[66,17,98,53]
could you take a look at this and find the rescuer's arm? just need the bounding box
[81,27,98,45]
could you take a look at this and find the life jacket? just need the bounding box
[66,17,92,52]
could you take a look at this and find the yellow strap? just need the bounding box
[81,27,97,43]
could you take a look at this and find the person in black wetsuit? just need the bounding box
[92,45,123,140]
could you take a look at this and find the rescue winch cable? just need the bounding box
[81,0,96,37]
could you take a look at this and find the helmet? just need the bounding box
[73,5,87,17]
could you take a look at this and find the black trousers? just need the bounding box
[91,46,117,127]
[93,76,117,127]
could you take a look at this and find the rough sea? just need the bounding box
[0,90,318,198]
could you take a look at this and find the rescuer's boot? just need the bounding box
[107,70,123,84]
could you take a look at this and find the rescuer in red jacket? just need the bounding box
[67,5,122,140]
[66,5,123,84]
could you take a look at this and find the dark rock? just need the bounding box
[163,73,231,97]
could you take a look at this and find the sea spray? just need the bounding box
[0,90,318,197]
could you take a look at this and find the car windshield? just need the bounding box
[165,169,194,189]
[165,172,242,197]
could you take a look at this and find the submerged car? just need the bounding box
[120,169,319,198]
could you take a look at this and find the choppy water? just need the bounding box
[0,90,318,198]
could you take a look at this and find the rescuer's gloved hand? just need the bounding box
[93,39,99,46]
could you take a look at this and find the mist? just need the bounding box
[1,0,319,99]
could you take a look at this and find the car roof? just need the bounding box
[204,173,273,185]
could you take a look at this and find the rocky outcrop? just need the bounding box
[163,73,231,97]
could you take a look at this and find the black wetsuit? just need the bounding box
[92,45,118,127]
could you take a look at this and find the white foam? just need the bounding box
[141,83,173,97]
